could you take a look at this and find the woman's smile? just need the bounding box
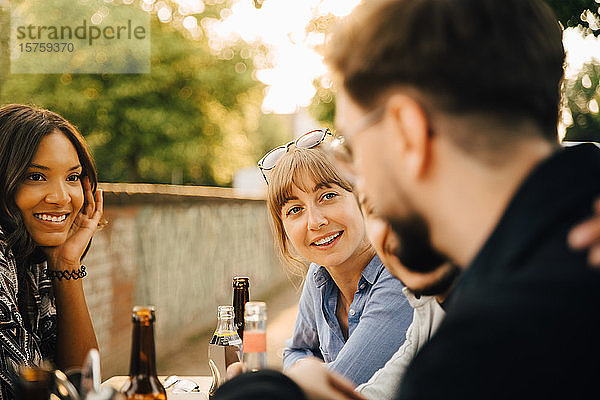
[33,212,71,227]
[310,230,344,249]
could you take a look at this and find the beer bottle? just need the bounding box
[121,306,166,400]
[15,364,51,400]
[232,277,250,339]
[242,301,267,372]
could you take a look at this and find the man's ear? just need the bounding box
[386,94,432,179]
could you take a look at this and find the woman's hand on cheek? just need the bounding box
[42,177,104,270]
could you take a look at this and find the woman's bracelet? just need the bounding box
[47,265,87,281]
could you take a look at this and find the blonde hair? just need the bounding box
[266,145,354,280]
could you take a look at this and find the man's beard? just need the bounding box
[387,212,448,273]
[411,263,461,298]
[387,212,460,296]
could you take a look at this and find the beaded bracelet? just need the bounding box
[47,265,87,281]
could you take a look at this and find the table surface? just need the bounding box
[103,375,211,399]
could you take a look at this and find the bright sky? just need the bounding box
[563,27,600,78]
[176,0,600,115]
[199,0,360,114]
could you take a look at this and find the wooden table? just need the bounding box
[103,376,211,399]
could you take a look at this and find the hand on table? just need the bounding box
[285,358,366,400]
[42,177,103,269]
[569,198,600,267]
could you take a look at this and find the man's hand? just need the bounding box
[285,358,367,400]
[569,198,600,267]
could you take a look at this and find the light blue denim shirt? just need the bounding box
[283,255,413,385]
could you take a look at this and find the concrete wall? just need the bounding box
[82,183,284,378]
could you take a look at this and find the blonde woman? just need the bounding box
[258,129,412,385]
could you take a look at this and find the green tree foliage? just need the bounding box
[305,13,336,127]
[308,0,600,136]
[563,63,600,142]
[546,0,600,142]
[0,1,288,186]
[307,78,334,130]
[546,0,600,35]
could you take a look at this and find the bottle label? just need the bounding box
[242,331,266,353]
[211,333,242,346]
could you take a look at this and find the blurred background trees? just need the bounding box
[0,0,291,186]
[307,0,600,143]
[546,0,600,142]
[563,62,600,142]
[0,0,598,186]
[546,0,600,34]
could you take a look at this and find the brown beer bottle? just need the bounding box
[15,365,51,400]
[121,306,166,400]
[232,277,250,339]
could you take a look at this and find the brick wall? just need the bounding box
[82,183,285,378]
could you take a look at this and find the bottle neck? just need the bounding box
[215,316,237,334]
[233,289,249,311]
[233,287,249,302]
[233,288,249,336]
[129,322,158,377]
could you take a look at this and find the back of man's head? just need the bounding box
[327,0,565,143]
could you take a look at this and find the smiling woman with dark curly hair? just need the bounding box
[0,104,103,400]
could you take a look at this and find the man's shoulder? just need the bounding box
[398,276,600,399]
[458,143,600,293]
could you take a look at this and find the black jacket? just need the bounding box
[397,143,600,399]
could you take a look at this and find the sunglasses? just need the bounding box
[257,128,332,184]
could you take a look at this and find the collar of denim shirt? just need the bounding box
[312,254,384,289]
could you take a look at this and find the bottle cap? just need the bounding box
[244,301,266,321]
[132,305,156,322]
[233,277,249,288]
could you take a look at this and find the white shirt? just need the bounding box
[356,287,446,400]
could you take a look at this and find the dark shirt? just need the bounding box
[397,143,600,399]
[214,370,306,400]
[0,227,56,400]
